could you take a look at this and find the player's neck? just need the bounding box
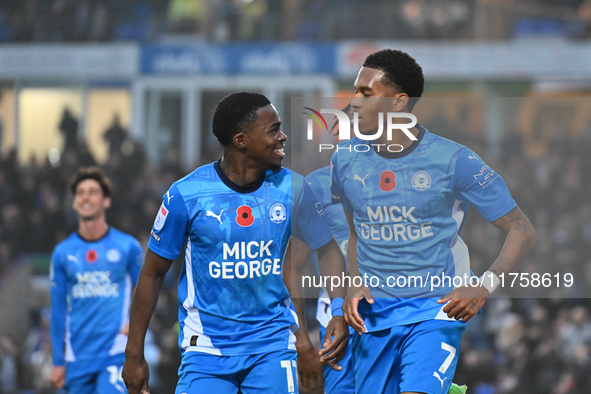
[78,217,109,241]
[219,156,266,187]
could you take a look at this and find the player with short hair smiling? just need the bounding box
[332,49,536,394]
[50,167,143,393]
[122,91,348,394]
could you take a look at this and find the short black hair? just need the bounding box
[212,92,271,147]
[70,167,112,198]
[363,49,424,111]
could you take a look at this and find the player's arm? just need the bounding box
[49,253,67,389]
[284,238,325,393]
[438,206,535,321]
[122,249,173,394]
[487,207,536,278]
[342,211,374,335]
[329,151,372,334]
[438,150,536,321]
[315,237,348,369]
[121,239,144,336]
[294,177,349,368]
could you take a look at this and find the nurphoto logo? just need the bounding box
[303,107,418,152]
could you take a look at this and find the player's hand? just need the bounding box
[49,366,66,388]
[296,342,324,394]
[319,316,349,371]
[122,355,150,394]
[343,281,373,335]
[437,285,489,322]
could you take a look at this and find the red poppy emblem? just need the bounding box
[236,205,254,227]
[379,171,397,192]
[86,249,98,263]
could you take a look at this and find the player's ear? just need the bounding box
[233,132,247,149]
[392,93,409,112]
[103,196,111,210]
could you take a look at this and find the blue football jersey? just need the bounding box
[305,166,350,328]
[330,127,517,331]
[50,228,143,366]
[148,161,333,356]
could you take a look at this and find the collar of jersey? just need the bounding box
[76,226,111,243]
[214,160,266,193]
[372,125,426,159]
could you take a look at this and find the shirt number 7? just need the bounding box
[439,342,457,374]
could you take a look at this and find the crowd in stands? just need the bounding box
[3,0,591,43]
[0,105,590,392]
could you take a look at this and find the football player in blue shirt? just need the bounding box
[291,142,465,394]
[122,92,348,394]
[333,49,536,394]
[50,167,143,393]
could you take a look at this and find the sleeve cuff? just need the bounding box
[331,297,345,317]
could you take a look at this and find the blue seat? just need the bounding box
[114,22,150,42]
[0,25,13,42]
[513,17,571,38]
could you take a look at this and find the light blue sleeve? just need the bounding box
[292,178,333,251]
[305,167,330,209]
[148,184,189,260]
[307,167,349,253]
[49,247,67,366]
[330,152,353,214]
[454,148,517,222]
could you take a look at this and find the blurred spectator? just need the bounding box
[29,339,54,394]
[23,308,53,393]
[168,0,207,35]
[103,113,128,159]
[0,335,18,394]
[73,0,91,41]
[215,0,241,41]
[58,108,79,154]
[241,0,266,40]
[89,0,111,41]
[0,93,4,156]
[48,0,74,42]
[13,0,45,42]
[558,306,591,359]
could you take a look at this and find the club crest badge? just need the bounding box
[411,171,432,191]
[269,203,287,224]
[107,249,121,263]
